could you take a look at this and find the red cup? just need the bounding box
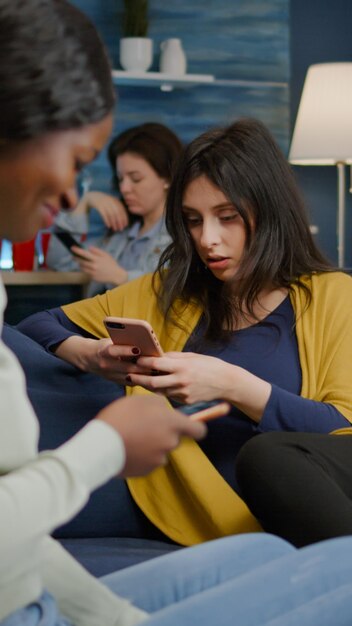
[12,239,36,271]
[40,232,51,268]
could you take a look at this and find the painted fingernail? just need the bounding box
[125,375,132,383]
[132,347,140,355]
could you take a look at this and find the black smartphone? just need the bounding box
[54,231,86,258]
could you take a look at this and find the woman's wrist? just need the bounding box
[113,265,128,286]
[74,192,91,215]
[54,335,98,371]
[223,364,272,423]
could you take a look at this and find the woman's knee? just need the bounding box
[236,432,292,491]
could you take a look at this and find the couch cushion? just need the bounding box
[60,537,180,577]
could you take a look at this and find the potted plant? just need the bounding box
[119,0,153,72]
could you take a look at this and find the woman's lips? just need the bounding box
[206,257,230,269]
[41,203,59,228]
[43,203,59,217]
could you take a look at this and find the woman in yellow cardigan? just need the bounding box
[19,118,352,546]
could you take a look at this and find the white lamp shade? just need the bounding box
[289,63,352,165]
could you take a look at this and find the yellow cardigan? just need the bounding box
[62,271,352,545]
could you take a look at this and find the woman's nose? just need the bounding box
[120,178,132,194]
[60,187,79,210]
[200,220,220,247]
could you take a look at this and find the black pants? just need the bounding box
[236,431,352,547]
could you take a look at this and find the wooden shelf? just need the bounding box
[111,70,287,91]
[1,270,89,286]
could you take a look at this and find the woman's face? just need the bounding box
[0,113,113,242]
[116,152,168,223]
[182,175,248,283]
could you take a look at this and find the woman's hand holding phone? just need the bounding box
[66,317,164,384]
[53,334,148,384]
[103,318,231,405]
[74,248,128,285]
[97,395,207,477]
[125,350,236,404]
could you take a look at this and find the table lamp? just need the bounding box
[289,62,352,268]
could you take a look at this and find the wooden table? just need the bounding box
[1,271,90,324]
[1,270,89,286]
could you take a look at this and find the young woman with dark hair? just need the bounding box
[47,122,182,296]
[19,117,352,549]
[157,117,329,339]
[108,122,183,190]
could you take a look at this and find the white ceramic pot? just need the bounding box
[159,38,187,75]
[119,37,153,72]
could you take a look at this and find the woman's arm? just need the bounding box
[47,192,128,273]
[125,352,272,420]
[17,308,96,352]
[81,220,172,290]
[126,352,350,434]
[76,191,128,231]
[71,246,128,287]
[259,384,350,433]
[17,307,157,383]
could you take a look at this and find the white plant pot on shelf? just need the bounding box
[159,38,187,75]
[119,37,153,72]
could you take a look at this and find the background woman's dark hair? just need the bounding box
[0,0,115,142]
[156,117,332,341]
[108,122,183,192]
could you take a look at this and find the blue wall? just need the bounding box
[70,0,289,193]
[290,0,352,267]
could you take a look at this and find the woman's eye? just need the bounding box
[131,177,143,183]
[184,215,202,226]
[220,213,238,222]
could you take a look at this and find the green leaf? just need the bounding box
[122,0,149,37]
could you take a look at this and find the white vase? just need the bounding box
[119,37,153,72]
[159,38,187,75]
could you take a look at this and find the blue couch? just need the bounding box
[3,324,180,577]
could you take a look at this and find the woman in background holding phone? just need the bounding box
[18,118,352,547]
[47,123,182,296]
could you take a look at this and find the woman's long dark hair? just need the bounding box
[108,122,183,192]
[0,0,115,142]
[155,118,332,341]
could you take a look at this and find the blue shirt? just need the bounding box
[117,219,164,272]
[183,296,349,489]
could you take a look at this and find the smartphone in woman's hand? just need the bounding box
[54,231,86,259]
[104,316,163,357]
[177,400,231,422]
